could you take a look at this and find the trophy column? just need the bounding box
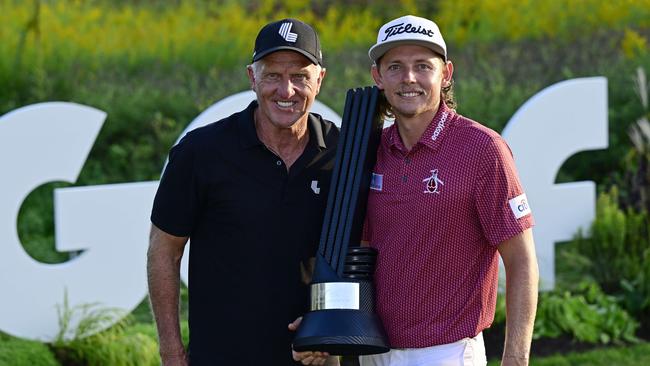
[293,86,389,356]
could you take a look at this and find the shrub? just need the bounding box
[620,248,650,327]
[0,337,59,366]
[534,282,639,344]
[574,187,650,318]
[50,292,159,366]
[490,281,639,345]
[52,331,158,366]
[622,67,650,214]
[576,187,649,288]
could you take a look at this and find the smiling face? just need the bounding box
[247,51,325,131]
[372,45,453,124]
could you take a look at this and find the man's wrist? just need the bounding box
[502,354,529,366]
[159,347,187,358]
[324,355,341,366]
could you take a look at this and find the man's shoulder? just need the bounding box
[179,108,249,150]
[308,112,340,145]
[311,112,337,131]
[451,112,504,146]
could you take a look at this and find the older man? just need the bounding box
[148,18,338,365]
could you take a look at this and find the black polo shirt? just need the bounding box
[151,101,338,365]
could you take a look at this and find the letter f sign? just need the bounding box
[502,77,608,290]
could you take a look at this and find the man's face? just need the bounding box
[372,45,452,121]
[247,51,325,130]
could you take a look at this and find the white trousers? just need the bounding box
[359,333,487,366]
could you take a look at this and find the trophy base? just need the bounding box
[293,309,389,356]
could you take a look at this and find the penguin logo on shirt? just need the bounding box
[423,169,444,194]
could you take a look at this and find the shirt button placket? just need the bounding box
[276,159,289,200]
[401,156,410,193]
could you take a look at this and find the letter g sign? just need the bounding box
[0,93,340,341]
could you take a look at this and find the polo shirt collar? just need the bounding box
[307,113,328,149]
[386,101,454,154]
[238,100,328,150]
[239,101,263,149]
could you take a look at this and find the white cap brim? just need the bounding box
[369,39,447,63]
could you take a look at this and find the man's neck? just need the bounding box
[254,110,310,170]
[395,107,438,151]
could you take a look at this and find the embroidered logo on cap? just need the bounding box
[422,169,443,194]
[509,193,531,219]
[370,173,383,191]
[382,22,435,42]
[279,22,298,42]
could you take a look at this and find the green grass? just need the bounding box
[487,342,650,365]
[0,337,58,366]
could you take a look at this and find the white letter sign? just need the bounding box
[0,80,607,339]
[502,77,608,290]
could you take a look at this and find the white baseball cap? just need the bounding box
[368,15,447,63]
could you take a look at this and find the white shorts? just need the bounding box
[359,332,487,366]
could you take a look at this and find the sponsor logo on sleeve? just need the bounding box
[509,193,531,219]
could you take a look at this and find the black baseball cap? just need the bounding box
[252,18,323,65]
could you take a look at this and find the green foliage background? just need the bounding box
[1,0,650,364]
[4,0,649,262]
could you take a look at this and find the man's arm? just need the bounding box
[497,228,539,366]
[147,224,189,365]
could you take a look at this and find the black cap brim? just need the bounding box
[252,46,320,65]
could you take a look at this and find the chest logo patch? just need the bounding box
[422,169,444,194]
[370,173,383,191]
[311,180,320,194]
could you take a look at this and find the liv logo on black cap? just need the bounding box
[252,18,322,65]
[279,22,298,42]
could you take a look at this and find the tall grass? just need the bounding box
[438,0,650,45]
[50,291,159,366]
[2,0,648,76]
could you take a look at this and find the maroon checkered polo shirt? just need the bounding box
[363,102,534,348]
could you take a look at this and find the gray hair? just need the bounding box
[249,59,323,79]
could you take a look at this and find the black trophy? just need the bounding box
[293,86,389,355]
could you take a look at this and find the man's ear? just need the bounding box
[246,65,256,90]
[443,61,454,86]
[371,64,384,90]
[314,67,327,95]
